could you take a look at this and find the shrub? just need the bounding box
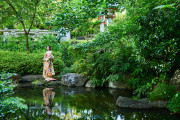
[0,72,27,118]
[58,66,75,79]
[167,92,180,113]
[149,83,176,101]
[59,41,74,67]
[0,50,65,75]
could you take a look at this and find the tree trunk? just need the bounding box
[25,33,29,54]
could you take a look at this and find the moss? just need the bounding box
[32,80,44,86]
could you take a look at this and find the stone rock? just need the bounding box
[169,69,180,92]
[61,73,88,87]
[85,80,95,88]
[21,75,44,82]
[108,81,129,89]
[21,75,59,82]
[116,96,167,108]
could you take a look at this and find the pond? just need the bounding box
[7,85,179,120]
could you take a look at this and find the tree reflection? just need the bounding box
[7,87,179,120]
[43,88,55,119]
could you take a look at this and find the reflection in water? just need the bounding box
[43,88,55,119]
[8,86,179,120]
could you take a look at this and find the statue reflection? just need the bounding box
[43,88,55,119]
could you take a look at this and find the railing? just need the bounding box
[0,28,96,40]
[0,29,57,38]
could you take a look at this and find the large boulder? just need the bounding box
[61,73,88,87]
[116,96,167,108]
[169,69,180,92]
[108,81,129,89]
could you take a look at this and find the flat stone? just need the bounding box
[116,96,167,108]
[61,73,88,87]
[21,75,44,82]
[21,75,59,82]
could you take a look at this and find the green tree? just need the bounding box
[50,0,120,36]
[2,0,40,53]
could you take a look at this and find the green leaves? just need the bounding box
[0,75,27,118]
[167,92,180,113]
[153,3,176,10]
[149,83,176,101]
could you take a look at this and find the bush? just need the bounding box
[59,41,74,67]
[0,50,65,75]
[149,83,176,101]
[0,72,27,118]
[167,92,180,113]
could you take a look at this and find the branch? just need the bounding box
[4,0,17,13]
[4,0,22,21]
[4,0,27,33]
[27,5,37,34]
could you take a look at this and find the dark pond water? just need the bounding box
[7,85,179,120]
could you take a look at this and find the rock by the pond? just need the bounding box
[169,69,180,92]
[108,81,129,89]
[21,75,59,82]
[116,96,167,108]
[85,80,95,88]
[21,75,44,82]
[61,73,88,87]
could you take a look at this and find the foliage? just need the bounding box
[0,72,27,118]
[0,0,179,100]
[67,0,180,94]
[0,71,16,80]
[1,0,42,53]
[118,0,179,96]
[167,92,180,113]
[0,34,60,52]
[59,41,74,67]
[148,83,176,101]
[71,38,134,86]
[58,66,75,79]
[0,0,57,29]
[50,0,120,37]
[0,50,65,75]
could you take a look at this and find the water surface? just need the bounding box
[8,85,179,120]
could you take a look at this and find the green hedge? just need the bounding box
[0,51,65,75]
